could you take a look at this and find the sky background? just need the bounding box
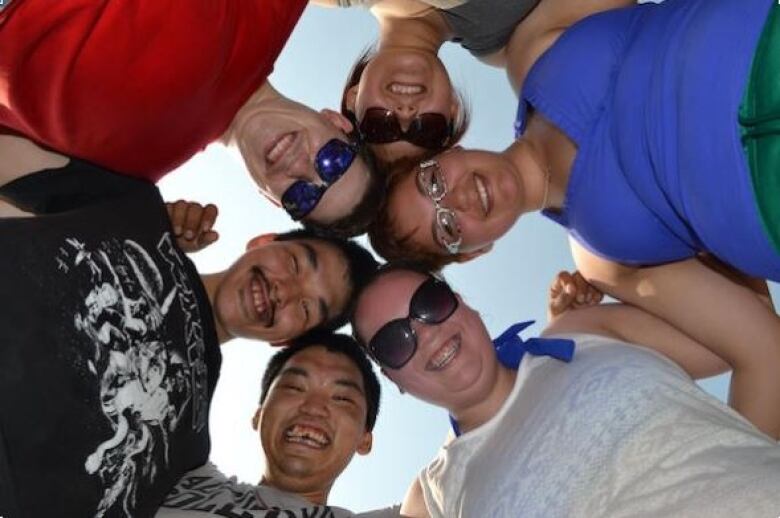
[158,3,780,512]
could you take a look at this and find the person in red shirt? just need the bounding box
[0,0,384,236]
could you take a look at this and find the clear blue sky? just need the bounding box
[158,3,779,512]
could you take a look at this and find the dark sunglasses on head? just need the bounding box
[281,138,358,221]
[367,276,459,370]
[358,108,452,150]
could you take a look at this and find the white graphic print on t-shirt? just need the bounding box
[57,233,208,518]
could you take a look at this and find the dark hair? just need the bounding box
[340,45,471,152]
[274,229,379,332]
[303,141,388,238]
[367,164,456,270]
[259,332,381,432]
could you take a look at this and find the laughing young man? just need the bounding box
[0,0,385,236]
[0,138,378,518]
[159,333,399,517]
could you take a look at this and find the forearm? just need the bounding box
[546,303,729,379]
[572,243,780,438]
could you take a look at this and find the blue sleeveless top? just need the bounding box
[515,0,780,280]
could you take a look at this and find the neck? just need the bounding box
[450,365,517,434]
[503,138,556,213]
[376,11,451,53]
[199,272,232,345]
[220,80,279,145]
[260,474,331,506]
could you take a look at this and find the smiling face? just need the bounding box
[213,238,351,344]
[236,98,371,225]
[255,346,372,497]
[346,48,457,164]
[353,270,497,411]
[381,148,525,262]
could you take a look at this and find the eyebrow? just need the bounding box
[300,242,330,324]
[335,378,365,396]
[279,367,364,396]
[280,366,308,379]
[302,242,318,271]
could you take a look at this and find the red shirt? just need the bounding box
[0,0,307,181]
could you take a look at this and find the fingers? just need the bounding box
[165,200,220,253]
[571,271,603,308]
[549,271,577,316]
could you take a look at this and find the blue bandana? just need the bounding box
[449,321,575,436]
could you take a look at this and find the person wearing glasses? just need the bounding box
[0,135,379,518]
[339,0,633,168]
[367,0,780,367]
[158,332,400,518]
[351,264,780,518]
[0,0,385,238]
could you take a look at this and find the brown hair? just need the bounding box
[367,157,457,271]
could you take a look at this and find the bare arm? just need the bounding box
[505,0,636,93]
[400,477,430,518]
[0,135,68,187]
[571,241,780,439]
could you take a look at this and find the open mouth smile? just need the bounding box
[248,267,274,327]
[283,423,332,450]
[426,333,461,371]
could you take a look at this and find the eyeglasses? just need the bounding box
[418,159,462,254]
[281,139,358,220]
[366,276,459,369]
[358,108,452,150]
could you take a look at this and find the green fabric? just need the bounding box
[739,2,780,254]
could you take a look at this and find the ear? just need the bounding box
[246,233,277,251]
[356,431,373,456]
[454,244,494,263]
[251,407,262,431]
[344,84,359,114]
[259,189,281,208]
[320,108,355,135]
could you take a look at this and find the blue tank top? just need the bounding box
[515,0,780,280]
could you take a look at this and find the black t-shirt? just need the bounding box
[0,161,222,518]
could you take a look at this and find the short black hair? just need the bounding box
[303,141,388,238]
[259,332,381,432]
[274,229,379,332]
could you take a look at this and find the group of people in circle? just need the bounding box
[2,0,780,516]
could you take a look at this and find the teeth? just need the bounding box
[389,83,424,95]
[474,174,489,216]
[267,133,295,163]
[284,424,330,448]
[250,270,269,323]
[428,335,461,371]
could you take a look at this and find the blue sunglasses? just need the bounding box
[281,139,358,220]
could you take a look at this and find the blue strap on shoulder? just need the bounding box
[449,321,575,436]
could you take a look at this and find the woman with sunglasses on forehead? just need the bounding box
[339,0,634,167]
[352,264,780,518]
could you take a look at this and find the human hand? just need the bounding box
[548,270,603,320]
[165,200,219,253]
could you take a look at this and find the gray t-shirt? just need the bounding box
[420,334,780,517]
[441,0,542,56]
[157,462,400,518]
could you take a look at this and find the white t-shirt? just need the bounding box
[419,334,780,518]
[157,462,400,518]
